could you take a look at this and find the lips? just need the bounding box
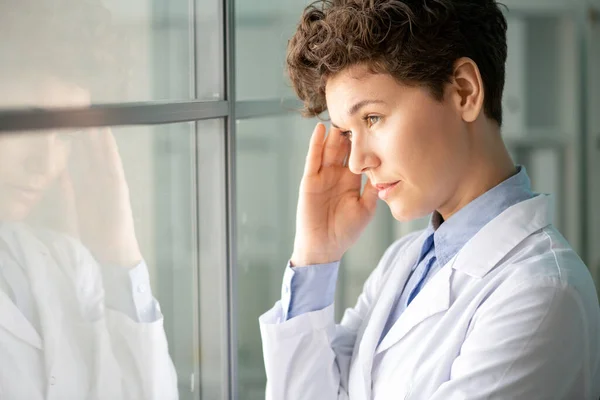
[374,182,398,191]
[6,184,43,201]
[9,183,44,192]
[374,181,401,200]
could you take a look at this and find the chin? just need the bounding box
[0,203,34,222]
[387,198,431,223]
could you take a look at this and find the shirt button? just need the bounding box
[137,284,147,293]
[49,376,56,385]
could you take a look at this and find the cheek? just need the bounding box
[54,144,72,172]
[0,143,27,182]
[42,141,72,180]
[381,103,464,220]
[381,111,444,180]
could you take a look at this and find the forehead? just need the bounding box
[326,65,381,94]
[324,66,401,113]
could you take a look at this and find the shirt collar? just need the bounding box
[423,165,534,268]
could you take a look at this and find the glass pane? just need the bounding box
[587,14,600,300]
[235,114,397,399]
[0,120,227,399]
[0,0,223,105]
[235,0,310,100]
[503,11,581,251]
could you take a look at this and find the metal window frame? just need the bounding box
[0,99,300,132]
[223,0,237,397]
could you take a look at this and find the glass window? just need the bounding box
[235,0,311,100]
[502,11,581,251]
[586,13,600,300]
[0,120,227,399]
[0,0,223,105]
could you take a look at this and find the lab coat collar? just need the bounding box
[451,194,553,278]
[431,165,534,269]
[366,194,553,384]
[9,223,65,375]
[0,223,44,349]
[353,230,428,399]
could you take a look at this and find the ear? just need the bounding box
[450,57,484,123]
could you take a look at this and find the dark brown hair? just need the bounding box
[287,0,508,126]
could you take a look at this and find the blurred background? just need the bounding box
[0,0,599,399]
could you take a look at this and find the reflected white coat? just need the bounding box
[0,224,178,400]
[260,195,600,399]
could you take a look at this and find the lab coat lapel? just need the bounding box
[11,224,65,376]
[0,225,43,349]
[0,289,43,349]
[375,260,452,355]
[375,194,554,355]
[355,231,427,399]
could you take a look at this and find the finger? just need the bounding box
[94,128,126,178]
[57,170,80,238]
[303,123,327,177]
[68,130,94,186]
[360,178,379,214]
[322,126,350,168]
[75,129,126,184]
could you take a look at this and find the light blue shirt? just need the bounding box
[281,166,535,342]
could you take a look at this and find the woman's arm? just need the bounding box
[260,235,413,400]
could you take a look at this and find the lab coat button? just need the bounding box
[284,285,289,294]
[49,376,56,385]
[137,284,147,293]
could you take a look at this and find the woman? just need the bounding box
[259,1,600,399]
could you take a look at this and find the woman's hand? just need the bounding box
[291,123,379,266]
[60,128,142,267]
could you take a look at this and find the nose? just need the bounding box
[23,133,61,176]
[347,135,379,175]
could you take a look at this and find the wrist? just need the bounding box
[94,242,143,268]
[290,249,341,267]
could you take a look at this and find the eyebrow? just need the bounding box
[331,99,385,129]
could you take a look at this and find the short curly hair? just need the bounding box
[287,0,508,126]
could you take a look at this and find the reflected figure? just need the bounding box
[0,79,178,399]
[0,0,178,397]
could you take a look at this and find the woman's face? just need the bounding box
[0,78,89,221]
[325,65,472,222]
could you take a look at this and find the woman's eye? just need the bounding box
[340,130,352,140]
[366,115,381,127]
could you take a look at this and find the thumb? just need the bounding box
[360,178,379,214]
[57,170,80,238]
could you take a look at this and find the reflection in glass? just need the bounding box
[0,0,227,397]
[0,0,222,105]
[0,127,178,398]
[0,119,228,399]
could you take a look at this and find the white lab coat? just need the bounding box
[260,195,600,399]
[0,223,178,400]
